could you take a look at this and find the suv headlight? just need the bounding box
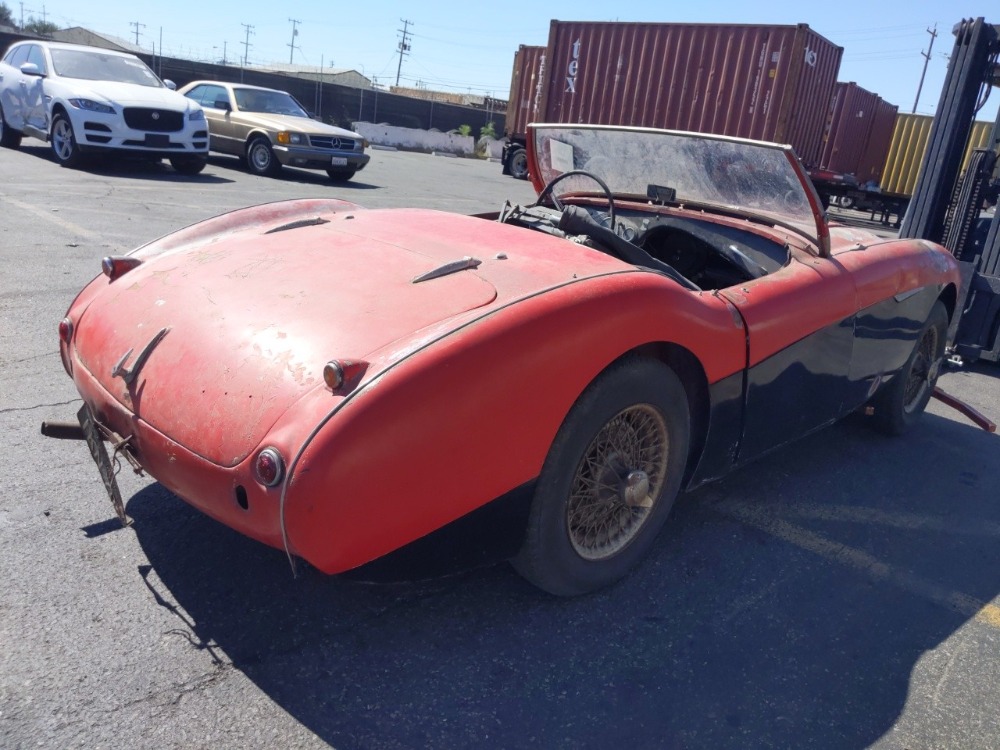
[276,131,305,145]
[68,98,115,114]
[188,109,206,122]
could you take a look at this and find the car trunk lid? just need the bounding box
[74,210,503,466]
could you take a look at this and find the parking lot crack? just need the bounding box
[0,397,82,415]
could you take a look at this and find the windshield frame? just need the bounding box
[527,123,829,257]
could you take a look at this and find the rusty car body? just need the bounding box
[49,124,960,596]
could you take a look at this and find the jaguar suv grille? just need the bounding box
[123,108,184,132]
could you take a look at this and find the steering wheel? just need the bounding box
[533,170,617,233]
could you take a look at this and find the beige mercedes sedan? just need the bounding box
[178,80,370,181]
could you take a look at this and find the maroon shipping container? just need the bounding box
[854,96,899,185]
[537,21,843,167]
[505,45,546,139]
[819,82,898,182]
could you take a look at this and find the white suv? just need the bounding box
[0,40,209,173]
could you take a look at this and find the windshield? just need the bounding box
[233,88,308,117]
[530,124,820,239]
[50,49,163,87]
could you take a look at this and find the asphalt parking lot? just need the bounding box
[2,142,1000,750]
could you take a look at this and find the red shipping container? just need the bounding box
[819,82,898,182]
[505,45,546,139]
[537,21,842,167]
[854,97,899,185]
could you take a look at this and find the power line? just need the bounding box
[240,22,254,81]
[913,24,938,113]
[288,18,301,65]
[395,19,412,87]
[129,20,145,45]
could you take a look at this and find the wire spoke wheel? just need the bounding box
[514,358,689,596]
[871,300,948,435]
[902,323,939,414]
[567,404,669,560]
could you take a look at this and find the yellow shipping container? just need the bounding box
[880,113,994,197]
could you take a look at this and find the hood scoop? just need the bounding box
[265,216,331,234]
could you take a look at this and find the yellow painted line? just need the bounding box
[709,498,1000,631]
[0,195,100,241]
[778,502,1000,538]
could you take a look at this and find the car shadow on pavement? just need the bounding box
[17,144,234,183]
[120,411,1000,749]
[206,154,381,190]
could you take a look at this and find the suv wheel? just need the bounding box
[0,104,23,149]
[51,113,84,168]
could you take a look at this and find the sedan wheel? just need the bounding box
[514,358,690,596]
[51,113,83,168]
[326,168,357,182]
[246,136,281,177]
[0,104,23,149]
[169,155,207,175]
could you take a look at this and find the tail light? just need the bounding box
[323,359,369,393]
[101,256,143,281]
[58,317,74,344]
[254,447,285,487]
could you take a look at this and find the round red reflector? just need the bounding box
[58,317,73,343]
[254,447,284,487]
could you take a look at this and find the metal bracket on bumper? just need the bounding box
[41,405,143,527]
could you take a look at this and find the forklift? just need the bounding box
[901,17,1000,363]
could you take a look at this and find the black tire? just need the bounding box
[507,147,528,180]
[513,358,690,596]
[0,104,22,149]
[326,168,357,182]
[838,194,856,210]
[169,155,207,175]
[245,136,281,177]
[50,112,83,168]
[871,300,948,435]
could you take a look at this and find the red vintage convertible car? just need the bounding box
[47,124,960,596]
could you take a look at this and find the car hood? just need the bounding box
[232,111,360,137]
[72,205,623,465]
[55,79,196,110]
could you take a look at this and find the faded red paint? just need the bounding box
[59,197,960,576]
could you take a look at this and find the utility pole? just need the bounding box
[395,19,412,87]
[240,23,254,82]
[288,18,301,65]
[130,21,145,45]
[912,24,938,114]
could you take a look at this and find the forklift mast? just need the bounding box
[899,18,1000,362]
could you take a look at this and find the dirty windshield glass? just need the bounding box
[531,125,817,237]
[50,50,162,87]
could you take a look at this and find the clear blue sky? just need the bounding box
[17,0,1000,119]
